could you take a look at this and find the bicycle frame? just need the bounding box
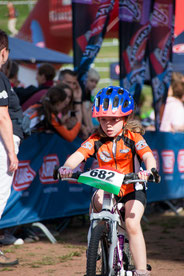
[53,165,159,276]
[90,190,129,276]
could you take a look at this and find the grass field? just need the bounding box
[0,1,34,34]
[0,0,153,116]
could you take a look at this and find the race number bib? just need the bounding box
[78,168,124,195]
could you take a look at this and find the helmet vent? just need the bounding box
[96,97,100,107]
[106,88,113,95]
[118,88,124,95]
[103,98,109,109]
[123,100,129,108]
[113,96,119,107]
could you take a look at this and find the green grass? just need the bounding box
[0,1,34,35]
[58,251,81,263]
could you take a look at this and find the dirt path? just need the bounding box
[0,210,184,276]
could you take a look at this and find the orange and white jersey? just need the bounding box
[77,130,153,197]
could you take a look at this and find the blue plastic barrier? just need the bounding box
[0,133,94,229]
[144,131,184,202]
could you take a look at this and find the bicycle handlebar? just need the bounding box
[53,166,161,184]
[123,168,160,183]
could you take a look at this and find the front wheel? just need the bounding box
[86,223,109,276]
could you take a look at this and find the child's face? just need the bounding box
[86,77,98,91]
[99,116,124,137]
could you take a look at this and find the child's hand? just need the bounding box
[59,166,73,178]
[138,170,151,181]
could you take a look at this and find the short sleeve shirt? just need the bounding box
[160,96,184,132]
[0,72,23,140]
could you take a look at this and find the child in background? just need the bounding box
[24,83,82,142]
[59,86,156,276]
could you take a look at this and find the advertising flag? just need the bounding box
[119,0,152,104]
[72,0,115,92]
[119,0,174,129]
[148,0,174,129]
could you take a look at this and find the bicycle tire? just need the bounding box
[87,223,109,276]
[123,240,134,271]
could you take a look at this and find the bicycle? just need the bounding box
[53,166,160,276]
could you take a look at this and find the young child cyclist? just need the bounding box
[59,86,157,276]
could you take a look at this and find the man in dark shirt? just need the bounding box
[0,29,23,266]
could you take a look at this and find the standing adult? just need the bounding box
[160,75,184,132]
[0,29,24,266]
[7,2,18,37]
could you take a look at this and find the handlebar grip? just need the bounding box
[53,166,82,181]
[71,172,82,179]
[151,168,161,183]
[53,165,60,180]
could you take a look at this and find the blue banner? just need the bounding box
[145,131,184,202]
[0,131,184,228]
[0,133,94,229]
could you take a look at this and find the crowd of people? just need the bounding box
[0,25,184,272]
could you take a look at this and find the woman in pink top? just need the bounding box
[160,80,184,132]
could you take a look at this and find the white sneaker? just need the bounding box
[13,238,24,245]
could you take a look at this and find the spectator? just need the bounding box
[58,69,90,139]
[82,68,100,131]
[24,83,82,142]
[7,2,18,36]
[160,78,184,132]
[142,72,184,132]
[14,63,56,110]
[0,29,24,265]
[2,59,20,88]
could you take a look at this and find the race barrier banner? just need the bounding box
[0,133,95,229]
[0,131,184,228]
[145,131,184,202]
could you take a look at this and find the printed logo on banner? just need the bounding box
[49,0,72,24]
[119,0,141,22]
[151,4,170,27]
[177,150,184,173]
[152,150,160,171]
[13,161,36,191]
[39,154,59,184]
[161,150,175,174]
[173,44,184,54]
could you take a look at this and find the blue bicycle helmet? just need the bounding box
[92,86,134,117]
